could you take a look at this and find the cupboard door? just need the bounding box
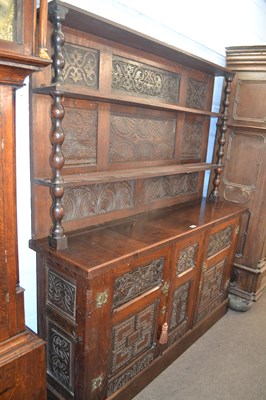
[106,247,170,397]
[166,231,204,348]
[194,218,239,325]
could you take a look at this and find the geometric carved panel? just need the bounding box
[181,119,204,161]
[47,321,74,394]
[186,78,207,110]
[144,173,198,203]
[176,243,198,275]
[47,269,76,319]
[62,106,97,166]
[109,113,176,163]
[62,181,135,221]
[207,226,233,258]
[111,302,158,374]
[113,257,165,308]
[170,281,190,330]
[199,259,225,308]
[62,43,99,88]
[112,56,180,103]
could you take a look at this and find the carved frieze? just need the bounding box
[110,113,176,163]
[207,226,233,257]
[47,270,76,318]
[181,119,204,160]
[176,243,198,275]
[113,257,165,308]
[107,353,154,396]
[62,43,99,87]
[112,56,180,103]
[62,106,97,166]
[111,302,157,374]
[144,173,198,203]
[170,281,190,330]
[199,259,225,307]
[62,181,134,221]
[47,321,74,393]
[186,78,207,110]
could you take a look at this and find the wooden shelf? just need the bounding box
[34,163,218,187]
[33,85,223,118]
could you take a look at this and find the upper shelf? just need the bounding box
[34,163,218,187]
[49,1,233,78]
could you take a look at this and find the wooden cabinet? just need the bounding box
[0,1,50,398]
[31,200,243,400]
[29,1,246,399]
[216,46,266,306]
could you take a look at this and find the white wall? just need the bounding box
[17,0,266,332]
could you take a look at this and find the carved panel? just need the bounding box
[233,79,266,122]
[199,259,225,307]
[186,78,207,110]
[107,353,154,396]
[181,119,204,160]
[62,106,97,166]
[113,257,164,308]
[170,281,190,330]
[47,270,76,319]
[109,113,176,163]
[167,322,187,348]
[112,56,180,103]
[62,43,99,88]
[196,295,223,324]
[176,243,198,275]
[62,181,134,221]
[111,302,157,374]
[207,226,233,257]
[144,173,198,203]
[47,321,74,393]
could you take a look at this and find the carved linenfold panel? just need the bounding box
[62,181,135,221]
[207,226,233,257]
[181,120,204,160]
[62,106,97,166]
[109,113,176,163]
[112,56,180,103]
[107,353,154,396]
[199,259,226,307]
[170,281,190,330]
[62,43,99,87]
[176,243,198,275]
[113,257,165,308]
[47,270,76,318]
[47,321,74,393]
[186,78,207,110]
[144,173,198,203]
[111,302,157,374]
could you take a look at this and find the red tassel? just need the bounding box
[159,322,168,344]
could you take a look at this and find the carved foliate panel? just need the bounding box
[47,269,76,319]
[199,259,225,307]
[144,173,198,203]
[47,321,74,394]
[107,353,154,396]
[207,226,233,257]
[186,78,207,110]
[176,243,198,275]
[181,119,204,160]
[170,281,190,330]
[62,43,99,88]
[62,181,134,221]
[113,257,165,308]
[111,302,157,374]
[109,113,176,163]
[112,56,180,103]
[62,106,97,166]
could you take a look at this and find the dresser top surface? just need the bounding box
[30,199,246,273]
